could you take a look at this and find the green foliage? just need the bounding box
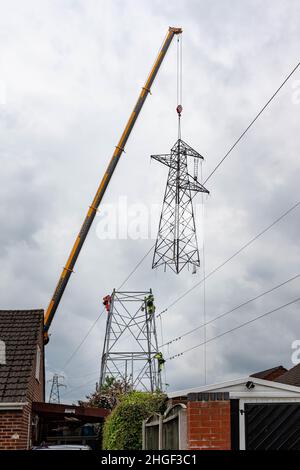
[103,390,167,450]
[78,377,132,410]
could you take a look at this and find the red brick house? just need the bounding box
[0,309,45,450]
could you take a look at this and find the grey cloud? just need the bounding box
[1,0,300,403]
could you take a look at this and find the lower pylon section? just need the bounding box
[100,290,163,392]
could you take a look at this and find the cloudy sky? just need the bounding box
[0,0,300,403]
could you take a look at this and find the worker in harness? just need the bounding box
[103,295,111,313]
[154,352,165,372]
[145,294,156,316]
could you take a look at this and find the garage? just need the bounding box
[245,402,300,450]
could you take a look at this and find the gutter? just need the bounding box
[0,402,29,411]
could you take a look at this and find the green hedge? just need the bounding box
[102,391,167,450]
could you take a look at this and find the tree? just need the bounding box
[78,377,132,410]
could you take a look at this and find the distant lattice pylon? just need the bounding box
[48,374,66,404]
[151,139,209,274]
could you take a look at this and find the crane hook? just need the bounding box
[176,104,183,117]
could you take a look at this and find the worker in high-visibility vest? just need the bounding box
[145,294,155,316]
[154,352,165,372]
[103,295,111,313]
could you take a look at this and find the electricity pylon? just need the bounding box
[100,290,162,392]
[48,374,66,404]
[151,138,209,274]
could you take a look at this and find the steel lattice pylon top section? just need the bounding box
[151,139,209,274]
[100,290,162,392]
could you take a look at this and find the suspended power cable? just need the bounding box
[63,310,105,369]
[203,61,300,185]
[158,199,300,318]
[60,375,99,399]
[116,59,299,300]
[168,296,300,360]
[118,245,154,289]
[62,244,155,370]
[60,58,300,373]
[67,369,100,380]
[162,272,300,347]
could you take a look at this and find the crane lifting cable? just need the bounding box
[176,33,183,138]
[151,32,209,274]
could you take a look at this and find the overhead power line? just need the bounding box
[60,375,99,399]
[62,313,105,369]
[60,60,300,372]
[162,272,300,347]
[168,296,300,360]
[62,245,154,369]
[63,195,300,369]
[118,245,154,289]
[158,200,300,318]
[203,61,300,184]
[67,369,100,381]
[116,61,300,300]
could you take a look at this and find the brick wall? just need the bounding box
[187,393,231,450]
[0,409,27,450]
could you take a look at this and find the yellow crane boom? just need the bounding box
[44,27,182,343]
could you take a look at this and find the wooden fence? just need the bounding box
[143,404,187,450]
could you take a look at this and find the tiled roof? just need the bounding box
[0,310,44,402]
[274,363,300,387]
[250,365,287,381]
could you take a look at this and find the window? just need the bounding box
[35,345,41,382]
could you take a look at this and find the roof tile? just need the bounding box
[274,363,300,387]
[0,309,44,402]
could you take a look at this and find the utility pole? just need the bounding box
[48,374,66,404]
